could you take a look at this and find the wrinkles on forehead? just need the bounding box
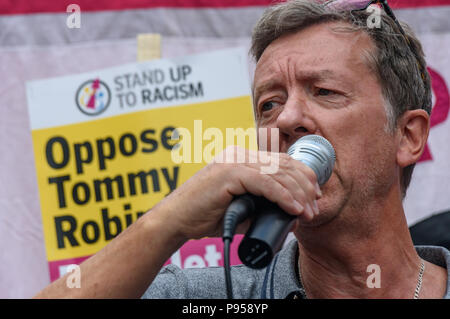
[252,21,378,106]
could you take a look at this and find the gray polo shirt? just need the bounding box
[142,239,450,299]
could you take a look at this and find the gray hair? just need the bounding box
[251,0,432,197]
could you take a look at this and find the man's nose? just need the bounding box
[276,96,317,148]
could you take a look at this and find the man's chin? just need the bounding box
[296,197,344,229]
[296,210,339,229]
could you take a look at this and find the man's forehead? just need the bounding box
[252,22,375,91]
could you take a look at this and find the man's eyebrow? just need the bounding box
[253,69,340,100]
[253,80,282,101]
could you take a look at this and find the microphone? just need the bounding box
[236,135,336,269]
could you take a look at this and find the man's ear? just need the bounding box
[396,109,430,168]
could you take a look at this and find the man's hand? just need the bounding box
[155,146,322,242]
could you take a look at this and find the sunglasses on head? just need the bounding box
[324,0,426,82]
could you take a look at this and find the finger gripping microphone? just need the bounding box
[237,135,336,269]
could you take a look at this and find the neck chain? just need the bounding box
[297,258,426,299]
[414,259,426,299]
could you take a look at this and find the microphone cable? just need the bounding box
[223,237,233,299]
[222,194,255,299]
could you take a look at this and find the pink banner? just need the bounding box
[47,235,244,282]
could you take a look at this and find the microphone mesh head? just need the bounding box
[301,135,336,161]
[287,135,336,185]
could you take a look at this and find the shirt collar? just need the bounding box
[263,239,305,299]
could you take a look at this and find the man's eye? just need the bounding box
[317,88,334,96]
[261,101,277,112]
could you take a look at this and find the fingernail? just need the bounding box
[315,183,322,198]
[312,200,319,215]
[293,200,304,214]
[305,203,314,219]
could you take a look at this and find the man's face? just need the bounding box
[253,22,400,226]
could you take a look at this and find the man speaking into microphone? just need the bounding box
[35,0,450,299]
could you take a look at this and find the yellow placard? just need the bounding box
[32,96,255,261]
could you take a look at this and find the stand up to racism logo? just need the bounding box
[75,78,111,116]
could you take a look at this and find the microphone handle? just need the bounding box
[238,197,296,269]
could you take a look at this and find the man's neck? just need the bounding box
[294,198,424,299]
